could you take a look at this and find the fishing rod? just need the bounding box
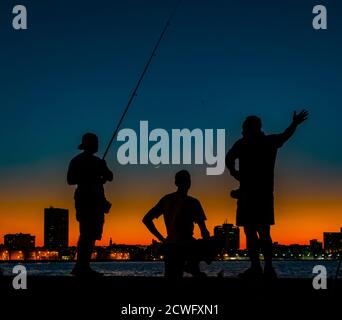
[102,0,182,160]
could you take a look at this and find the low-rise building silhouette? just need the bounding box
[4,233,35,251]
[4,233,35,260]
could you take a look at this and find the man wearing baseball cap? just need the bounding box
[67,132,113,276]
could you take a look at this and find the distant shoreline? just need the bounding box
[0,258,340,263]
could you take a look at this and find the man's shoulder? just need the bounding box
[155,193,176,209]
[161,192,177,201]
[232,138,244,149]
[70,153,83,163]
[71,152,102,163]
[265,134,284,146]
[160,192,194,202]
[187,195,205,219]
[232,138,243,145]
[186,195,201,206]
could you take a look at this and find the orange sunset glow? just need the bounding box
[1,161,341,249]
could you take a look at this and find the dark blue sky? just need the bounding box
[1,0,341,173]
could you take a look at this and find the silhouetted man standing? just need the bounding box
[68,133,113,276]
[226,110,308,280]
[143,170,212,278]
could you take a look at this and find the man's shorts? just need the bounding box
[78,213,105,241]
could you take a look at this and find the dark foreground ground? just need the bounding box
[1,276,341,318]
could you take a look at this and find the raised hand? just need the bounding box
[292,109,309,126]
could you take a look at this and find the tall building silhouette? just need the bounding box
[214,221,240,254]
[44,207,69,250]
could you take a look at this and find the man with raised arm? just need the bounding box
[226,110,308,280]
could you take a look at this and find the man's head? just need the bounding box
[175,170,191,192]
[78,132,99,153]
[242,115,262,138]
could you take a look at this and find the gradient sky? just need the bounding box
[0,0,341,248]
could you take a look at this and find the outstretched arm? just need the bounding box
[142,207,166,243]
[279,109,309,144]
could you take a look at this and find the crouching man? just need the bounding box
[143,170,219,279]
